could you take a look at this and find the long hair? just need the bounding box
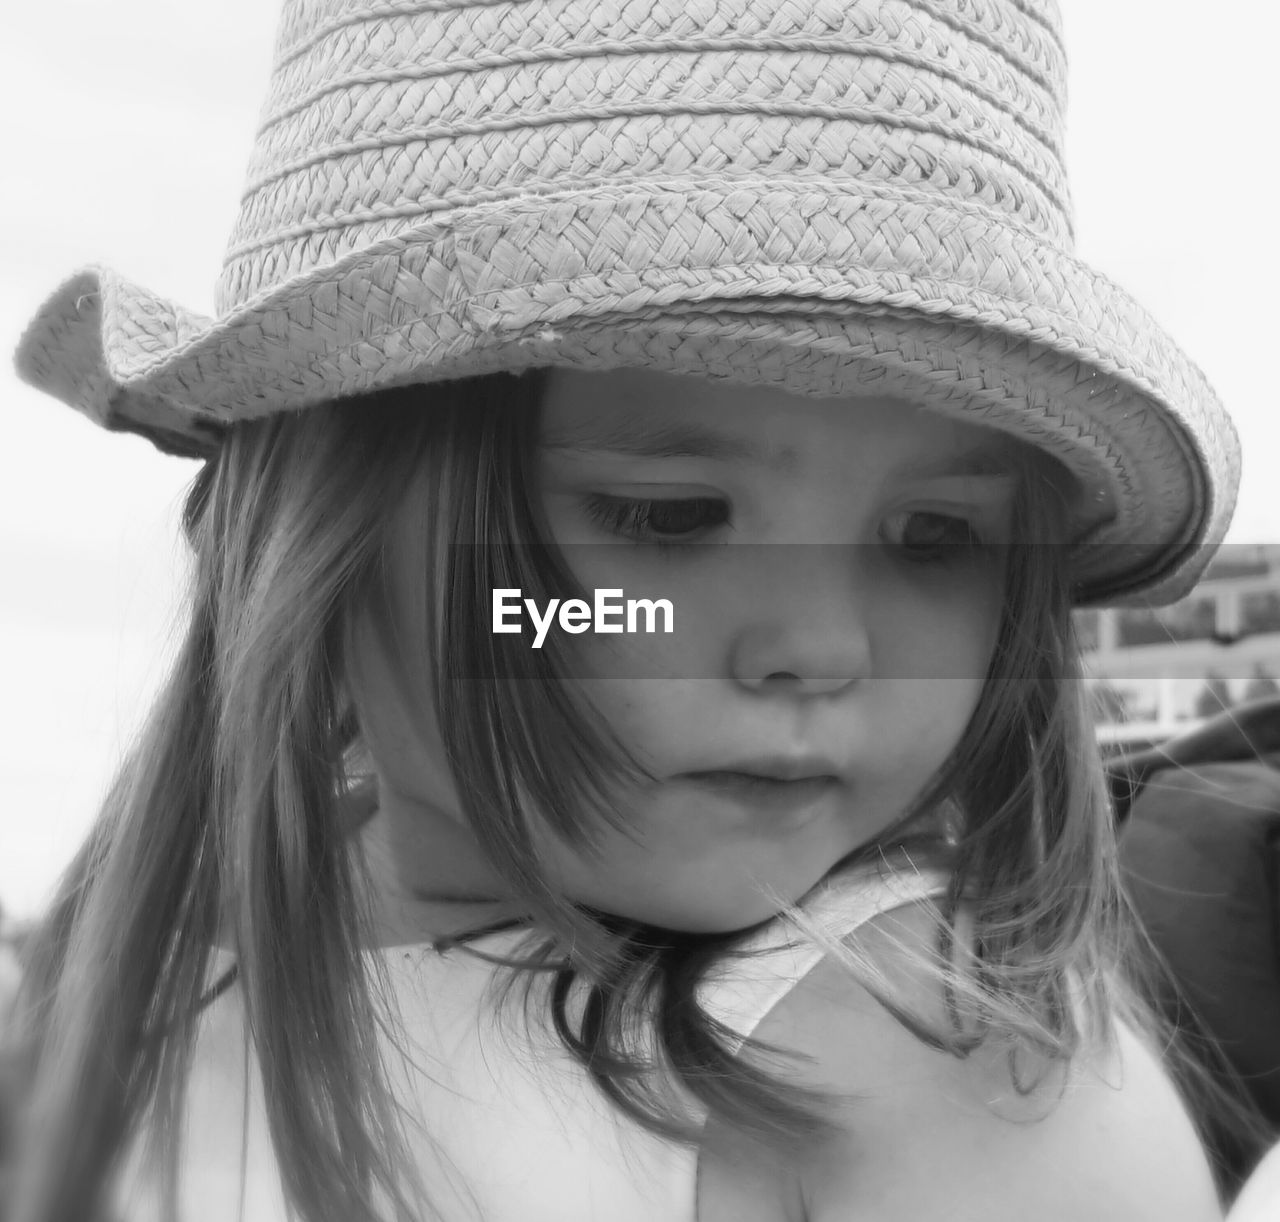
[3,372,1257,1222]
[5,377,554,1222]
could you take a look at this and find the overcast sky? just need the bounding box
[2,0,1277,917]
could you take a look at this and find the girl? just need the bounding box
[5,0,1265,1219]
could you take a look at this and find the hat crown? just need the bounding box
[220,0,1071,313]
[15,0,1239,604]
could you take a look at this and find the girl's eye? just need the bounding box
[882,510,986,558]
[582,494,729,544]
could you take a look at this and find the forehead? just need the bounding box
[539,367,1020,473]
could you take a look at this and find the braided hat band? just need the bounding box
[14,0,1239,605]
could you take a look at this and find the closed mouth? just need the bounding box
[683,754,844,784]
[682,770,841,793]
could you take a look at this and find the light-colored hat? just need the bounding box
[14,0,1238,605]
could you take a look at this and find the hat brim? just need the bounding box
[14,183,1238,605]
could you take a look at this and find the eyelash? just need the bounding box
[880,510,992,562]
[581,496,994,559]
[581,494,730,546]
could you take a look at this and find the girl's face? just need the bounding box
[355,368,1021,934]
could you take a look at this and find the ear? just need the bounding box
[342,596,463,816]
[333,607,381,835]
[335,774,379,835]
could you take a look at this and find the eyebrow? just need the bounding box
[540,419,761,463]
[890,447,1020,481]
[541,418,1018,480]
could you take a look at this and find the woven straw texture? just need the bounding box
[14,0,1239,605]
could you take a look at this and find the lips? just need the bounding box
[671,753,848,823]
[678,767,843,818]
[686,770,837,789]
[683,755,844,783]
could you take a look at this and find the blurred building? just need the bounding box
[1078,544,1280,751]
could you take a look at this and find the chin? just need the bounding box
[629,907,780,937]
[556,818,864,934]
[607,869,832,936]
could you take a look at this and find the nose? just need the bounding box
[727,547,872,696]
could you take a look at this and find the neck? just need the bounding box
[356,782,528,947]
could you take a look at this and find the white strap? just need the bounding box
[697,855,949,1053]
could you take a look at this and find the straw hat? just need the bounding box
[14,0,1238,605]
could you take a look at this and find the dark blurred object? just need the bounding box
[1109,697,1280,819]
[1194,671,1235,719]
[1109,697,1280,1191]
[1245,664,1280,703]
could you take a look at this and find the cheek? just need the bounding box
[556,562,727,683]
[565,677,699,771]
[886,677,986,762]
[873,576,1001,681]
[867,573,1002,758]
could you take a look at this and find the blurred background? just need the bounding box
[3,0,1279,924]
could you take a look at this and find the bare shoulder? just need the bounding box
[699,900,1222,1222]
